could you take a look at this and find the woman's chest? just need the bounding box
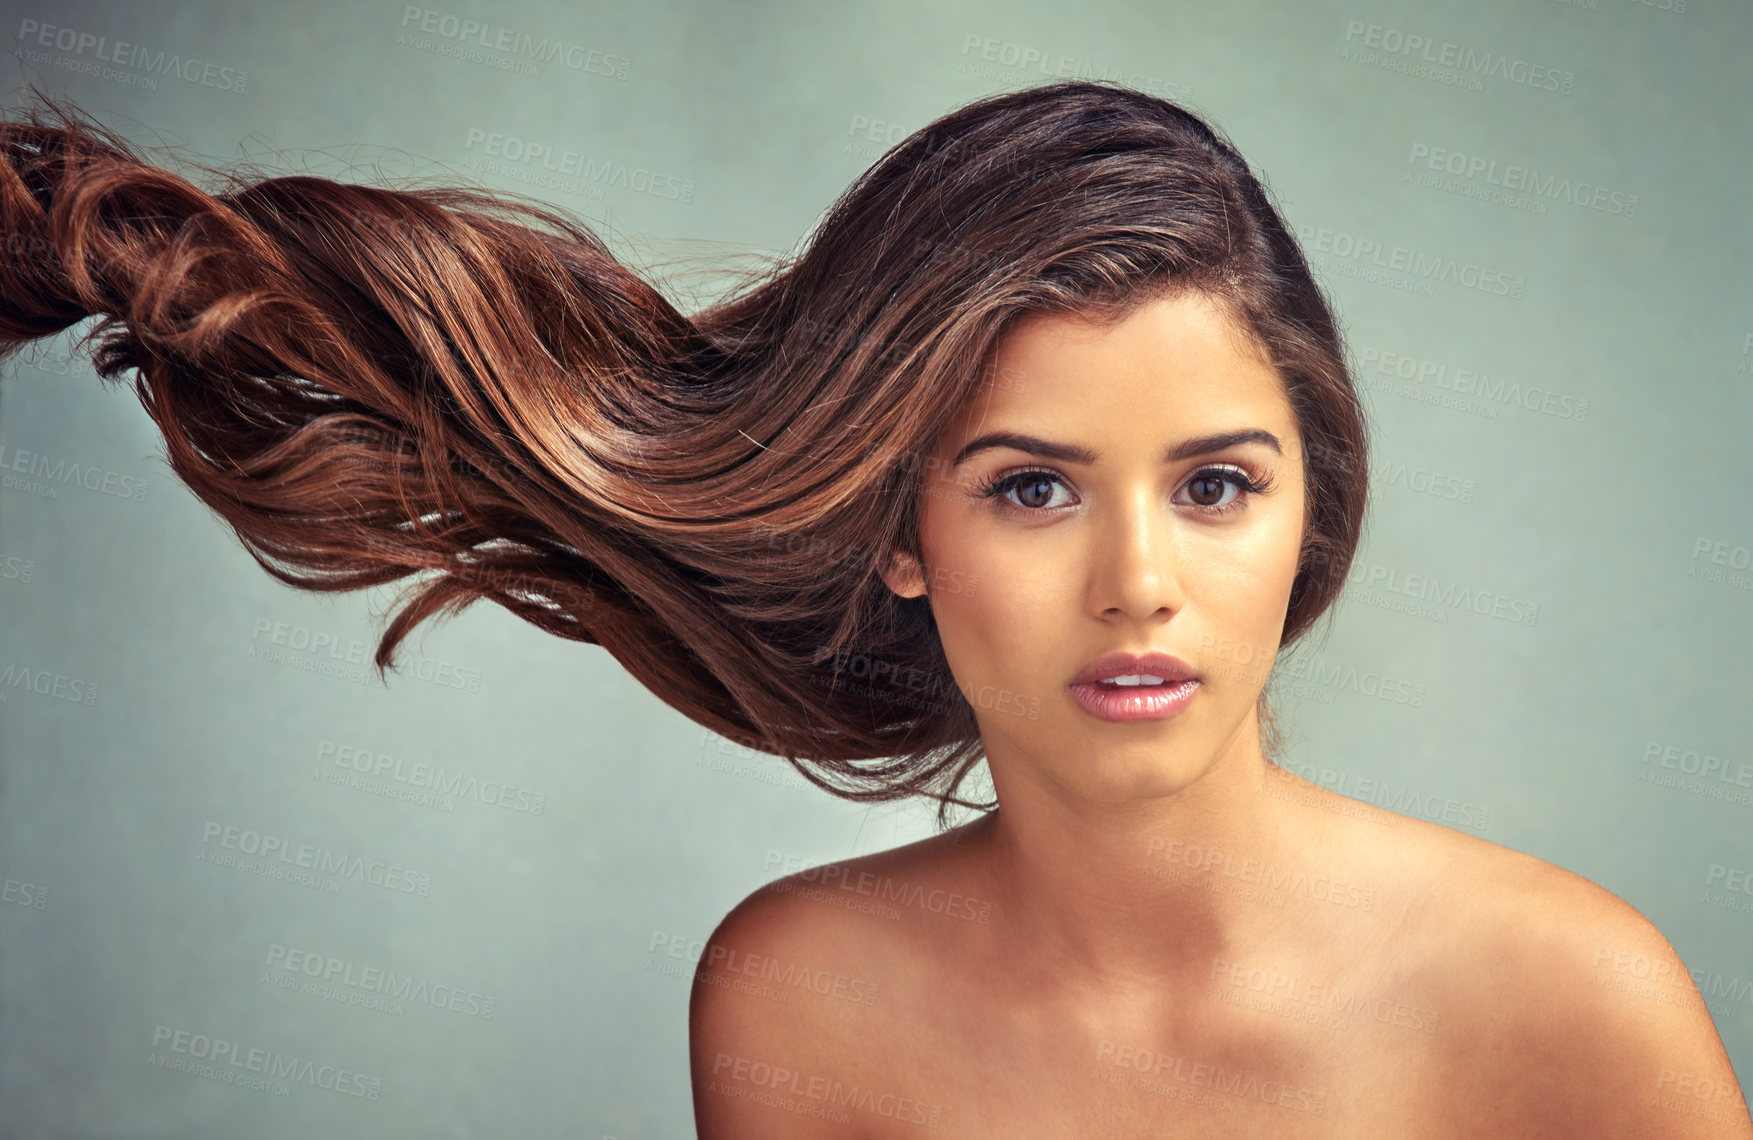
[837,977,1476,1140]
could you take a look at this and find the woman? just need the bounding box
[1,81,1743,1136]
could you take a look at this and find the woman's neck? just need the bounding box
[968,737,1334,999]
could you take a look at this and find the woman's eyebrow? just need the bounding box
[950,428,1282,468]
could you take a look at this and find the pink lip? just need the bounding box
[1070,651,1197,687]
[1068,651,1201,723]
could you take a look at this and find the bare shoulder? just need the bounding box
[688,824,984,1138]
[1396,820,1751,1136]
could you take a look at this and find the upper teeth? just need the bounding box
[1105,674,1167,686]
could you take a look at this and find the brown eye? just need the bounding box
[1187,473,1228,507]
[1015,474,1056,509]
[1175,465,1267,517]
[974,468,1074,512]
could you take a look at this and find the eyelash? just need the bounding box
[972,463,1276,519]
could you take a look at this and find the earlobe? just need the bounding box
[882,550,928,599]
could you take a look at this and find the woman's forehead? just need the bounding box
[990,292,1262,374]
[944,296,1289,447]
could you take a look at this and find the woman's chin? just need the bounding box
[1047,755,1218,807]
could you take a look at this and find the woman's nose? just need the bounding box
[1088,490,1186,622]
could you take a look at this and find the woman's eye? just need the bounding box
[1182,470,1242,511]
[976,469,1074,511]
[1176,466,1270,516]
[973,463,1269,517]
[1005,471,1071,510]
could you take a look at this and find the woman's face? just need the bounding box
[883,290,1308,805]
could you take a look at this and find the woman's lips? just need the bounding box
[1070,651,1197,687]
[1068,677,1200,722]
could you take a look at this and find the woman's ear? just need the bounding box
[881,549,928,599]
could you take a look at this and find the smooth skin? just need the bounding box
[689,292,1750,1138]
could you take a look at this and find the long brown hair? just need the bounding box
[0,80,1367,826]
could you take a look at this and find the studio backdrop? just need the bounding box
[1,1,1749,1137]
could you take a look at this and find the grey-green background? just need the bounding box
[2,1,1749,1136]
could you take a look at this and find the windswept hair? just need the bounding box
[0,80,1367,825]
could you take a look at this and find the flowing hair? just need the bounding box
[0,79,1367,826]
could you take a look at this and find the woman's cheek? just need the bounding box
[931,554,1048,701]
[1184,554,1296,689]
